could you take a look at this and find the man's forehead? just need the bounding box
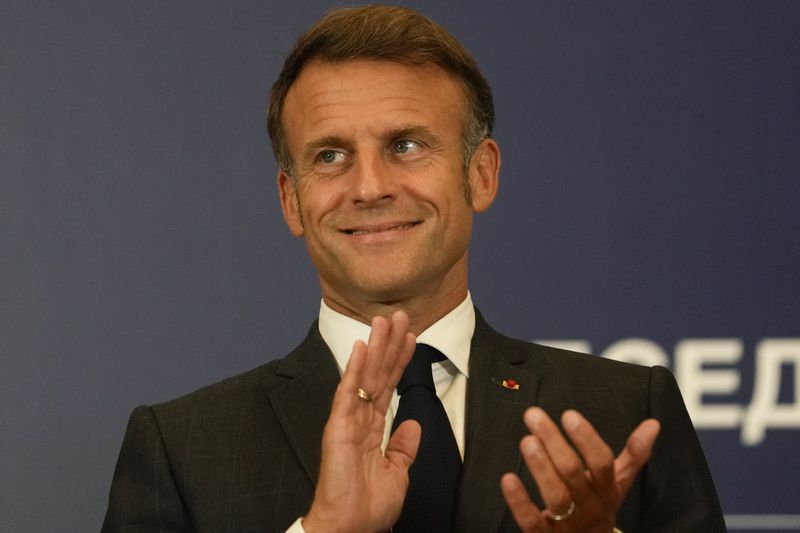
[285,61,466,136]
[286,58,462,104]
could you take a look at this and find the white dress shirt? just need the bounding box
[287,294,475,532]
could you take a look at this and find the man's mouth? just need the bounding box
[343,222,419,235]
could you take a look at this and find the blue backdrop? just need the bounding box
[2,1,799,531]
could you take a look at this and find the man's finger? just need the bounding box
[385,419,421,471]
[332,340,369,416]
[518,435,573,518]
[500,473,546,532]
[360,316,390,397]
[560,410,615,497]
[373,311,410,406]
[614,418,660,495]
[524,407,592,503]
[376,330,415,413]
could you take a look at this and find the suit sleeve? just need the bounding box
[102,406,193,532]
[639,366,726,533]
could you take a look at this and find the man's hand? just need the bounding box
[303,311,419,533]
[500,408,660,532]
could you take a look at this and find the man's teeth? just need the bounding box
[349,223,415,235]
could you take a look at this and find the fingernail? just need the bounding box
[522,438,539,455]
[563,411,580,430]
[525,407,541,427]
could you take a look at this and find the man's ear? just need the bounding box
[468,138,500,212]
[278,170,304,237]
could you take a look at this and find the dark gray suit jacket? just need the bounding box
[102,313,725,532]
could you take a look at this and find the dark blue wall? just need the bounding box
[3,1,799,531]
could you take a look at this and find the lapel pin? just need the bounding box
[501,378,520,391]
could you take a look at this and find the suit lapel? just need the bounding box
[268,323,340,485]
[455,314,541,531]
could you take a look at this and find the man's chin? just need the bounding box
[336,276,427,306]
[357,283,419,304]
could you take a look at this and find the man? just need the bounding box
[103,6,725,532]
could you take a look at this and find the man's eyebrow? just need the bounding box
[386,125,435,140]
[301,136,348,161]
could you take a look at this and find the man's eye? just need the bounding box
[392,140,420,154]
[318,150,345,164]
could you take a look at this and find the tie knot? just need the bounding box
[397,344,445,396]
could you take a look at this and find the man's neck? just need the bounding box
[320,283,468,335]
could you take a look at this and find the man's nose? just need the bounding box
[351,152,397,205]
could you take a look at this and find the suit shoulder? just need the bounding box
[145,358,286,418]
[147,322,332,416]
[484,323,654,378]
[532,341,653,374]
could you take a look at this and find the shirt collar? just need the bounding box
[318,293,475,378]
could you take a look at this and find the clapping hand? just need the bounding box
[501,408,660,532]
[303,311,420,533]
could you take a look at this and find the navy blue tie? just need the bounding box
[392,344,461,532]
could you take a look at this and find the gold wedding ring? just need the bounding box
[356,387,373,402]
[547,500,576,521]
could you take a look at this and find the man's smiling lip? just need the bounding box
[340,221,421,235]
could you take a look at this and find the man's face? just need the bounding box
[278,59,497,310]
